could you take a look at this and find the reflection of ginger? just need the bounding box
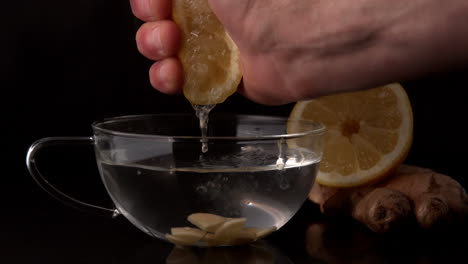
[310,165,468,233]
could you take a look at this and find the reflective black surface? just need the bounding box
[4,190,468,264]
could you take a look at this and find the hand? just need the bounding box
[131,0,468,105]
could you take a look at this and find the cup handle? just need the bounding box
[26,137,119,218]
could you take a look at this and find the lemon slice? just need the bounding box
[288,83,413,187]
[173,0,242,105]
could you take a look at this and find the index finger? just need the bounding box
[130,0,172,22]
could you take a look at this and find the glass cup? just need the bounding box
[27,114,324,246]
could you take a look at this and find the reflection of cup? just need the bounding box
[166,241,293,264]
[27,114,324,245]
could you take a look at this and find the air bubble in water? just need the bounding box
[196,186,208,194]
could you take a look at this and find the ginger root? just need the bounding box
[310,165,468,233]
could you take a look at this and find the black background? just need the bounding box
[1,0,468,263]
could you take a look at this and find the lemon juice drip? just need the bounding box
[193,104,216,153]
[276,138,287,170]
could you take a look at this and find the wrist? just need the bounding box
[381,0,468,80]
[282,0,395,98]
[290,0,468,99]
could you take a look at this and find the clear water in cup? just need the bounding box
[98,146,319,240]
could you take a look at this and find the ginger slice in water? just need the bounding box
[166,213,277,247]
[213,217,247,241]
[201,228,256,246]
[166,233,201,246]
[243,227,263,234]
[256,226,277,239]
[188,213,227,232]
[200,233,224,247]
[171,227,206,239]
[224,229,257,245]
[244,226,278,239]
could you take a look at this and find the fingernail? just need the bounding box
[151,26,165,56]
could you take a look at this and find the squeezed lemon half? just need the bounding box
[173,0,242,105]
